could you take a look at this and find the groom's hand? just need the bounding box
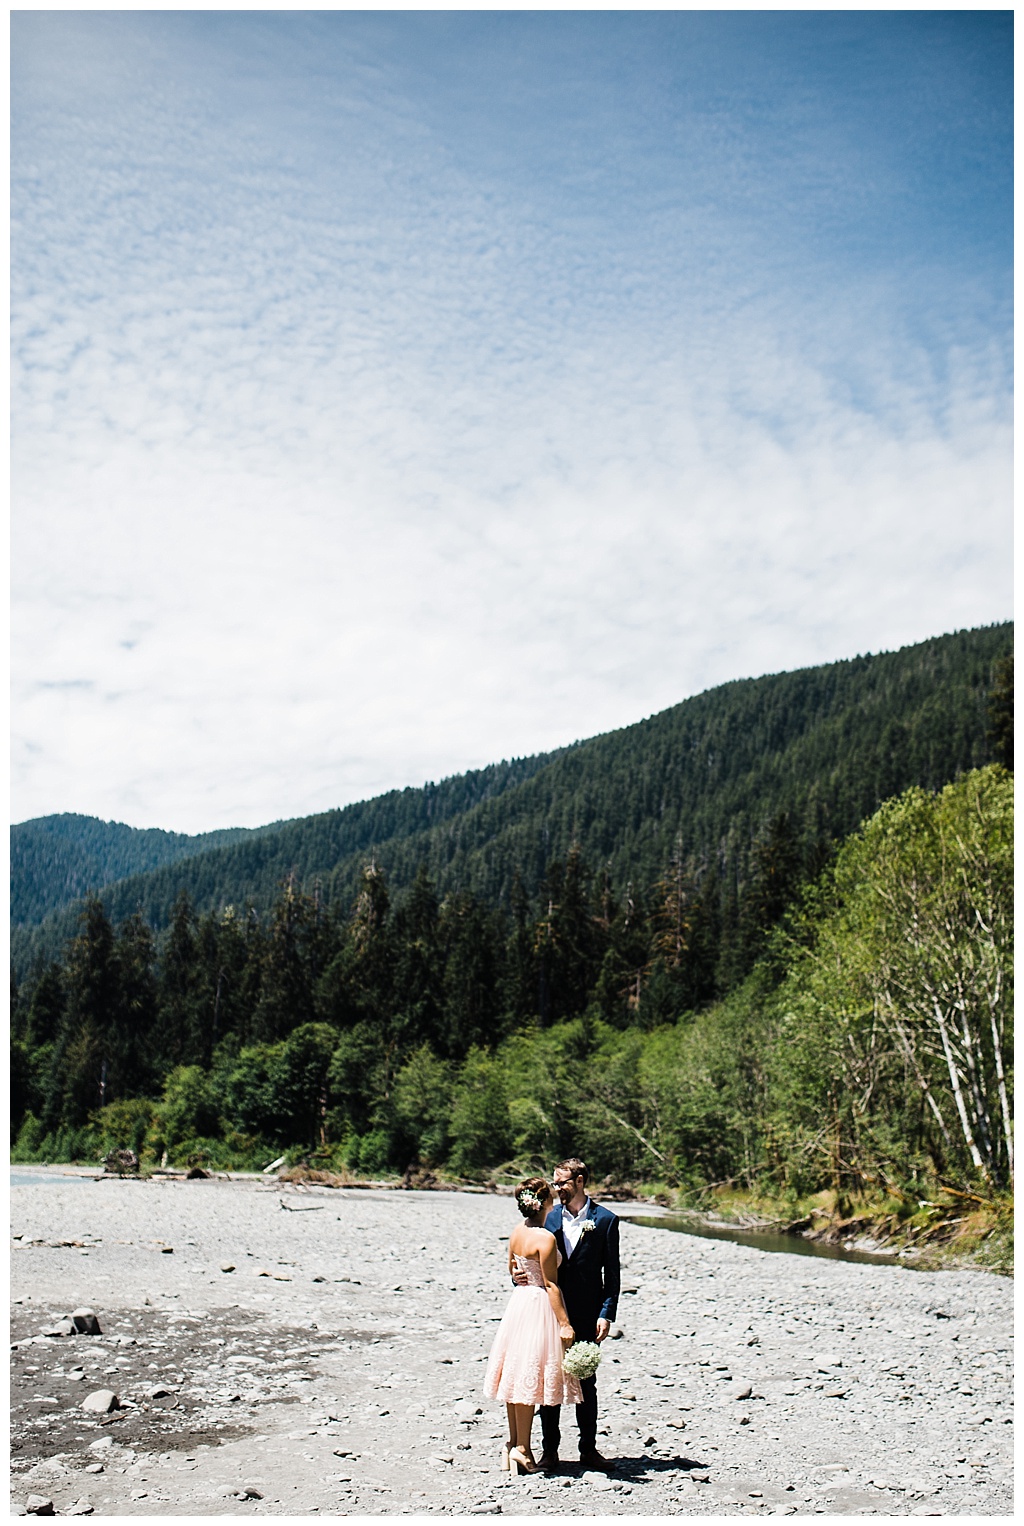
[595,1319,611,1343]
[511,1265,529,1287]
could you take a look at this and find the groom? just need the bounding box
[532,1156,620,1472]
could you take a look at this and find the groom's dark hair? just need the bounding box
[558,1156,588,1186]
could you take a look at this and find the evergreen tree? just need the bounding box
[502,872,536,1023]
[155,892,204,1069]
[43,896,116,1132]
[987,651,1013,769]
[109,911,158,1100]
[26,963,66,1050]
[439,892,506,1056]
[533,846,602,1024]
[390,866,444,1051]
[738,812,803,975]
[251,878,320,1043]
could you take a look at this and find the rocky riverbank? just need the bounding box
[10,1169,1013,1516]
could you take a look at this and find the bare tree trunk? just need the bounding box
[988,1001,1013,1190]
[601,1103,666,1164]
[933,1001,990,1182]
[887,1004,956,1156]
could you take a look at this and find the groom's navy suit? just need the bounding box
[540,1199,620,1458]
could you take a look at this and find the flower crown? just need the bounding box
[517,1189,543,1212]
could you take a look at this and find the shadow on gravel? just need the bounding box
[566,1453,709,1479]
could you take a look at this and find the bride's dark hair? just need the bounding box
[515,1177,551,1218]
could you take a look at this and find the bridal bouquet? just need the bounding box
[563,1341,602,1380]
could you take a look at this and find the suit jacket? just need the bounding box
[546,1199,620,1333]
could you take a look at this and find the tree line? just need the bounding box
[11,765,1013,1201]
[13,624,1011,978]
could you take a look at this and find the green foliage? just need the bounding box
[987,651,1013,770]
[768,765,1014,1194]
[152,1065,221,1155]
[84,1097,156,1160]
[10,813,279,927]
[9,630,1013,1222]
[393,1044,453,1165]
[449,1047,513,1176]
[13,624,1010,974]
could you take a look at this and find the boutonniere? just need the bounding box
[579,1219,596,1234]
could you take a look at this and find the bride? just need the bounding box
[483,1177,581,1474]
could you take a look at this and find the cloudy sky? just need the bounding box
[12,10,1012,834]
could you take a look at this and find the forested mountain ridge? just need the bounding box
[10,813,287,928]
[10,750,572,967]
[11,623,1011,978]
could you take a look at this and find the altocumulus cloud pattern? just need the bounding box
[11,11,1012,832]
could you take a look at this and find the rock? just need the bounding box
[25,1498,54,1516]
[66,1503,94,1516]
[67,1369,87,1381]
[469,1505,501,1515]
[732,1382,753,1400]
[71,1309,102,1335]
[42,1318,75,1338]
[242,1488,263,1499]
[220,1262,236,1273]
[146,1384,175,1399]
[160,1245,174,1254]
[643,1434,657,1446]
[84,1464,103,1474]
[80,1389,119,1414]
[609,1325,624,1339]
[86,1438,113,1454]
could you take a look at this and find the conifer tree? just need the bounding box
[43,896,116,1131]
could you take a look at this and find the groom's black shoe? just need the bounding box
[538,1451,560,1473]
[579,1450,614,1474]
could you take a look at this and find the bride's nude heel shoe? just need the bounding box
[500,1443,512,1472]
[508,1448,538,1475]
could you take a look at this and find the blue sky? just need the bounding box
[11,10,1012,833]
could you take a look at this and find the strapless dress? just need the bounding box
[483,1249,583,1406]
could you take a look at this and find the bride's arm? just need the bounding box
[538,1234,574,1344]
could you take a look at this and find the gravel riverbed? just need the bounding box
[10,1171,1013,1517]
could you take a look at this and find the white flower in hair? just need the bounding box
[518,1190,542,1211]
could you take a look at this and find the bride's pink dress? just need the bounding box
[483,1250,583,1407]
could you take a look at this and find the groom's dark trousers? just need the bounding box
[540,1201,620,1458]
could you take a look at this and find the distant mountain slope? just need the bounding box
[10,750,571,958]
[9,813,289,927]
[10,624,1011,974]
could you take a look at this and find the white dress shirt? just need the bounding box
[561,1196,592,1257]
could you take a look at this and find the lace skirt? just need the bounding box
[483,1286,583,1407]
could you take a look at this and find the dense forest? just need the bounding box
[11,624,1011,979]
[10,634,1013,1207]
[10,813,288,928]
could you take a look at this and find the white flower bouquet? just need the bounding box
[563,1341,602,1380]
